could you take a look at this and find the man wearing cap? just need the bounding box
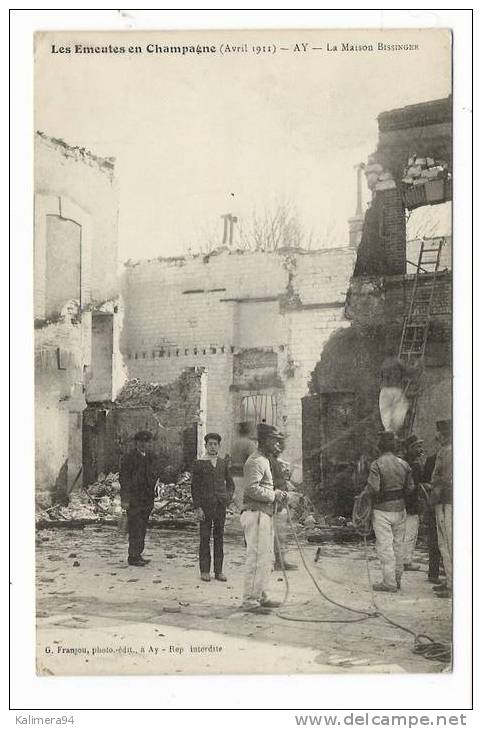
[240,423,289,613]
[120,430,158,567]
[402,434,426,572]
[360,431,415,592]
[191,433,235,582]
[429,420,453,598]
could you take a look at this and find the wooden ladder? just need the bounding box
[398,238,444,432]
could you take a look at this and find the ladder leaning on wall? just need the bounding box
[398,237,444,433]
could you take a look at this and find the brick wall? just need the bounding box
[379,188,407,275]
[121,247,356,471]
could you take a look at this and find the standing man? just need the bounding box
[360,431,415,592]
[191,433,235,583]
[230,421,257,511]
[270,434,298,571]
[240,423,289,614]
[430,419,453,599]
[422,450,442,584]
[120,430,158,567]
[402,434,426,571]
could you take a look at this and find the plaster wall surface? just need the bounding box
[35,133,120,500]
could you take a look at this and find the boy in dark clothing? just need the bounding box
[191,433,235,582]
[120,430,159,566]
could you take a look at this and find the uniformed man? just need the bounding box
[240,423,289,613]
[230,421,257,511]
[120,430,158,567]
[191,432,235,582]
[270,434,298,571]
[360,431,415,592]
[402,434,426,571]
[429,419,453,599]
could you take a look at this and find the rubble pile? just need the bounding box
[36,472,198,527]
[114,378,171,410]
[402,156,449,186]
[152,472,196,521]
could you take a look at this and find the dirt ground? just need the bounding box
[36,517,451,676]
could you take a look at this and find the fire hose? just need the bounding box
[273,503,452,664]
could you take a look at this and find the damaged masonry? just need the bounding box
[34,94,453,676]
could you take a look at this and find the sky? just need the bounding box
[34,29,451,263]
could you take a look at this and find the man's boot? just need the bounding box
[372,582,398,593]
[260,598,282,608]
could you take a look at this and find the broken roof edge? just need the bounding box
[35,130,116,175]
[123,244,354,268]
[377,96,452,132]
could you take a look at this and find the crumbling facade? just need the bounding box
[304,97,452,513]
[34,132,123,505]
[121,246,357,476]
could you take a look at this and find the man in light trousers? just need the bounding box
[360,431,415,592]
[240,423,288,614]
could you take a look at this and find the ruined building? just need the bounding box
[121,245,357,477]
[34,132,123,505]
[304,96,452,514]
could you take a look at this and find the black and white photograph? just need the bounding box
[30,27,457,679]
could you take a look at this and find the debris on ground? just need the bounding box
[36,471,199,527]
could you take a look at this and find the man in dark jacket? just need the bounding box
[402,434,426,571]
[191,432,235,582]
[422,452,442,584]
[120,430,159,567]
[430,419,453,598]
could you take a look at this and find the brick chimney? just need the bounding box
[378,187,406,275]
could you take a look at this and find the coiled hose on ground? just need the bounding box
[273,504,452,664]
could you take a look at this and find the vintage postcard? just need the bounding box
[34,28,453,677]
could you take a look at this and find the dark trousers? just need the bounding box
[199,501,226,575]
[128,506,152,560]
[427,508,441,580]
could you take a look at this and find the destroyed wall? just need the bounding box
[304,97,452,512]
[121,247,355,472]
[35,133,121,505]
[355,96,452,279]
[82,368,205,485]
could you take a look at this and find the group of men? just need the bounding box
[359,419,452,596]
[118,416,452,612]
[190,422,297,613]
[119,422,296,614]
